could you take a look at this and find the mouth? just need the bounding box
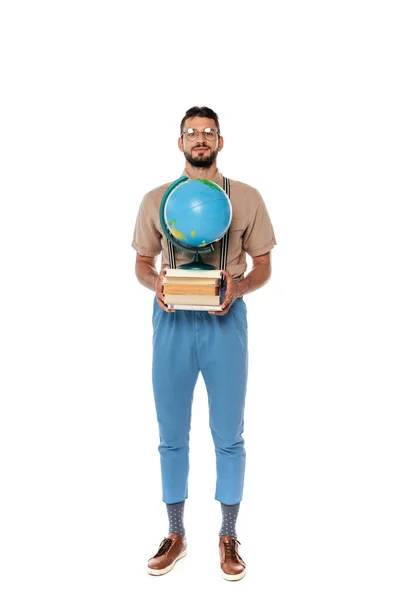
[194,147,210,152]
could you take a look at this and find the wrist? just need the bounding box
[236,278,248,297]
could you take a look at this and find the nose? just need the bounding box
[196,132,208,141]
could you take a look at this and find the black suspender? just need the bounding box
[219,177,230,285]
[167,238,176,269]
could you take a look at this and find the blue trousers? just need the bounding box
[151,293,248,505]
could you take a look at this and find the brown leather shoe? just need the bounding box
[147,533,187,576]
[219,535,246,581]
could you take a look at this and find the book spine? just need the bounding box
[163,294,220,306]
[167,304,222,311]
[162,285,220,296]
[162,278,220,286]
[165,269,221,278]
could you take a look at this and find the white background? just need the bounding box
[1,1,399,598]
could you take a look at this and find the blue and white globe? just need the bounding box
[164,178,232,248]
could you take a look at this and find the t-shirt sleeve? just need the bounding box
[243,190,277,256]
[131,192,162,257]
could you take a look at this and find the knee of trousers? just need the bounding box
[156,414,191,448]
[158,432,190,453]
[211,432,245,456]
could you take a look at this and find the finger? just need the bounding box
[220,295,232,310]
[160,267,168,284]
[209,304,230,316]
[225,279,233,294]
[162,298,175,312]
[156,297,165,309]
[156,297,174,312]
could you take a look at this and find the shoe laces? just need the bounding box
[154,537,173,557]
[223,538,241,561]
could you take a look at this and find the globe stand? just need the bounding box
[177,250,217,270]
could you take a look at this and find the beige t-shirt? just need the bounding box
[131,169,276,279]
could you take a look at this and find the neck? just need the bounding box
[184,162,218,181]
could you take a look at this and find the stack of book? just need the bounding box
[162,268,222,311]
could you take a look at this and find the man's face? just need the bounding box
[178,116,224,168]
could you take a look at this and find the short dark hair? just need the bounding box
[180,106,220,135]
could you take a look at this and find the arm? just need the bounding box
[135,253,159,292]
[135,253,175,313]
[209,252,272,316]
[235,251,271,297]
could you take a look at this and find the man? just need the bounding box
[132,106,276,580]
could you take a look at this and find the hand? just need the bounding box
[208,269,239,316]
[155,266,175,313]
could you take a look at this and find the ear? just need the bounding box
[178,136,183,152]
[218,135,224,152]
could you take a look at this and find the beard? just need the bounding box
[184,145,218,169]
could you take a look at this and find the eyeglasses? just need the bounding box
[181,127,219,141]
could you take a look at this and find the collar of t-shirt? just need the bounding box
[181,168,224,188]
